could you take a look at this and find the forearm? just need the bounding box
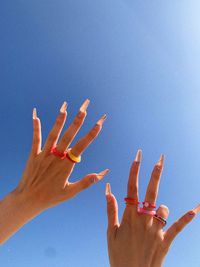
[0,189,43,245]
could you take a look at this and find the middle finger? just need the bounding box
[57,99,90,152]
[143,154,165,211]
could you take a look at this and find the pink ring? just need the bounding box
[137,207,156,216]
[142,201,156,209]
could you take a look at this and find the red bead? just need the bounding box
[51,146,66,160]
[124,197,140,205]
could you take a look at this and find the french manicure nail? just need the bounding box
[193,203,200,213]
[135,149,142,162]
[60,101,68,113]
[96,114,107,126]
[98,169,110,177]
[79,99,90,112]
[33,108,37,120]
[105,183,111,195]
[157,154,165,166]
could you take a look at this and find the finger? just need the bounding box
[164,203,200,248]
[106,183,119,234]
[31,108,42,157]
[127,149,142,200]
[68,169,109,195]
[144,154,164,210]
[42,102,67,156]
[153,204,169,229]
[68,114,107,158]
[57,99,90,152]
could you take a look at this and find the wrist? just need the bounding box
[0,188,43,244]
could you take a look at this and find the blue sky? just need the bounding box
[0,1,200,266]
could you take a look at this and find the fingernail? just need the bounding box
[135,149,142,162]
[60,101,68,113]
[79,99,90,112]
[157,154,165,166]
[33,108,37,120]
[98,169,110,177]
[96,114,107,126]
[105,182,111,195]
[193,203,200,214]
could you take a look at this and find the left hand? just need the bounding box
[15,99,109,212]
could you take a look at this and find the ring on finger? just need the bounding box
[51,146,66,160]
[66,148,81,163]
[142,201,156,209]
[153,214,167,226]
[124,197,140,205]
[137,207,156,216]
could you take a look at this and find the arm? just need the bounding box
[0,189,43,244]
[0,99,109,244]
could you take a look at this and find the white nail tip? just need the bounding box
[60,101,67,113]
[80,99,90,112]
[33,108,37,119]
[98,169,109,176]
[105,183,111,195]
[135,149,142,162]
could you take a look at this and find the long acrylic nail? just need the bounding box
[105,183,111,195]
[193,203,200,214]
[96,114,107,126]
[98,169,110,177]
[135,149,142,162]
[157,154,165,166]
[33,108,37,120]
[79,99,90,112]
[60,101,68,113]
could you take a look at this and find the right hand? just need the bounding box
[106,150,200,267]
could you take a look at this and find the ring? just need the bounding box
[51,146,66,160]
[153,214,167,226]
[137,207,156,216]
[124,197,140,205]
[66,148,81,163]
[142,201,156,209]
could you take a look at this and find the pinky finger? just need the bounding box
[164,203,200,248]
[67,169,110,195]
[106,183,119,235]
[31,108,42,157]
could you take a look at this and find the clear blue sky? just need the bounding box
[0,1,200,266]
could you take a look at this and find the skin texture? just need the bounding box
[0,99,109,244]
[106,150,200,267]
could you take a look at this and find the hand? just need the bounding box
[0,99,109,244]
[105,150,200,267]
[15,99,109,211]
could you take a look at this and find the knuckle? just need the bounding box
[81,178,91,190]
[48,133,57,142]
[128,184,137,194]
[148,190,156,200]
[89,128,98,139]
[174,221,182,233]
[73,117,81,127]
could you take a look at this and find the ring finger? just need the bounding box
[141,154,164,221]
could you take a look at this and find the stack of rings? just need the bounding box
[124,197,167,226]
[50,146,81,163]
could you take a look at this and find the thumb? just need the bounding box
[105,183,119,234]
[69,169,109,195]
